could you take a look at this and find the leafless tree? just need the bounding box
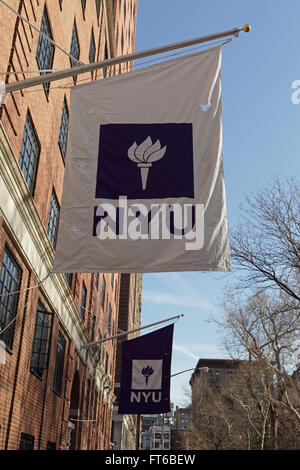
[190,176,300,450]
[216,291,300,449]
[229,176,300,303]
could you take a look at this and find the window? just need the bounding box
[95,273,99,289]
[47,441,56,450]
[91,314,96,341]
[116,26,118,47]
[111,273,114,287]
[30,301,52,378]
[19,433,34,450]
[89,28,96,80]
[53,333,66,395]
[80,282,87,321]
[85,378,91,418]
[108,304,112,332]
[100,277,106,308]
[105,351,109,374]
[215,370,220,381]
[208,370,213,382]
[70,21,80,84]
[58,97,69,162]
[0,247,22,350]
[121,30,124,52]
[47,191,60,249]
[19,112,40,195]
[96,331,102,360]
[93,391,98,422]
[65,273,72,287]
[81,0,86,16]
[36,7,54,98]
[89,28,96,64]
[103,42,108,78]
[95,0,101,23]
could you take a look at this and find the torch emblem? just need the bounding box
[141,365,155,386]
[127,136,167,190]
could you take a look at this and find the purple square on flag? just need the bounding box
[95,123,194,199]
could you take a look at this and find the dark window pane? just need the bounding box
[108,304,112,332]
[19,112,40,195]
[89,29,96,64]
[80,282,87,320]
[47,191,60,249]
[95,0,101,22]
[100,277,106,309]
[85,378,91,419]
[19,433,34,450]
[103,42,108,78]
[93,391,98,422]
[69,22,80,84]
[47,441,56,450]
[53,333,66,395]
[105,352,108,374]
[30,301,52,378]
[81,0,86,15]
[36,7,55,97]
[96,332,102,360]
[0,247,21,350]
[65,273,72,287]
[58,97,69,161]
[91,315,96,341]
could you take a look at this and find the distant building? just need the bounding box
[142,414,159,432]
[171,405,192,449]
[174,405,192,430]
[141,430,151,450]
[149,425,171,450]
[190,358,240,397]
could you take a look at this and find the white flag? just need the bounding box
[53,46,231,273]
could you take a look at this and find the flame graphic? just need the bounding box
[141,365,155,386]
[128,136,167,190]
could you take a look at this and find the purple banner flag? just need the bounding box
[118,324,174,414]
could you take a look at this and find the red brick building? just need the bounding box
[0,0,139,450]
[112,273,142,450]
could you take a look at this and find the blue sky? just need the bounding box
[134,0,300,406]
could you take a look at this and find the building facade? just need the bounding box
[111,273,142,450]
[149,424,171,450]
[0,0,138,450]
[189,358,240,397]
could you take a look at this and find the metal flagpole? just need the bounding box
[5,25,251,94]
[80,313,183,350]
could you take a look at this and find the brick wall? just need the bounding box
[0,0,138,450]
